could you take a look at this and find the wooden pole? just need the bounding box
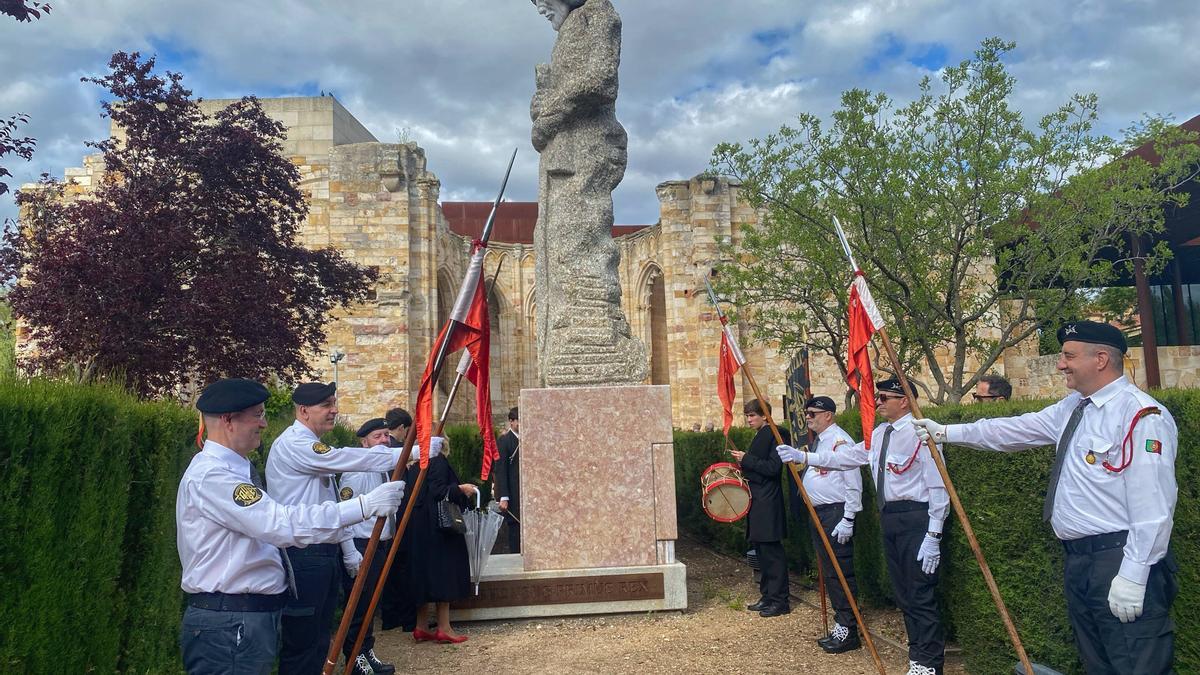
[875,330,1034,675]
[798,338,828,636]
[340,262,505,673]
[323,149,516,674]
[741,368,887,675]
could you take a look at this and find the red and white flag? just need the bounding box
[846,272,885,448]
[414,242,499,477]
[717,321,746,437]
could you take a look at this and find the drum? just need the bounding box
[703,477,751,523]
[700,461,742,488]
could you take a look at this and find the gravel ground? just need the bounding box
[371,536,966,674]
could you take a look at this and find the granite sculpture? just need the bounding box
[529,0,649,387]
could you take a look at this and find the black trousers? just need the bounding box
[1061,531,1176,674]
[811,502,858,629]
[280,545,340,675]
[380,547,417,631]
[340,539,390,659]
[754,540,788,606]
[505,512,521,554]
[881,501,944,671]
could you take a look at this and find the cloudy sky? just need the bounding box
[2,0,1198,228]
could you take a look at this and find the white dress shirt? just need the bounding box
[945,376,1177,585]
[801,423,863,516]
[339,469,395,541]
[266,420,400,512]
[176,440,365,594]
[807,414,950,533]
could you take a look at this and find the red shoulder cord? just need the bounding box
[1103,406,1162,473]
[888,439,922,475]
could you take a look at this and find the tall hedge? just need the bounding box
[674,393,1200,674]
[0,379,194,673]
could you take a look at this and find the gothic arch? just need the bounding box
[638,262,669,386]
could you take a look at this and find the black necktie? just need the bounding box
[249,463,298,597]
[1043,398,1092,522]
[875,425,895,513]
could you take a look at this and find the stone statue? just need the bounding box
[529,0,649,387]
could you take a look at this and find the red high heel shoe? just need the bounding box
[413,628,436,642]
[433,630,468,644]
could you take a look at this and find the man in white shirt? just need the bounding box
[266,382,403,675]
[335,418,399,675]
[177,378,404,675]
[799,396,863,654]
[913,320,1178,674]
[777,378,949,675]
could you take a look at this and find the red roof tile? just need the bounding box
[441,201,649,244]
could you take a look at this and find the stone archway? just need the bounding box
[639,263,669,386]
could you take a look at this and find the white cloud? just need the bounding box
[2,0,1198,228]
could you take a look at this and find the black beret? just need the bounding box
[805,396,836,413]
[197,378,270,414]
[356,417,388,438]
[1057,320,1128,355]
[292,381,336,406]
[876,378,916,399]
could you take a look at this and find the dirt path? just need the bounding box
[372,536,966,673]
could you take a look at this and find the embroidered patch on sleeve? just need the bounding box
[312,442,331,455]
[1145,439,1162,454]
[233,483,263,507]
[339,486,353,501]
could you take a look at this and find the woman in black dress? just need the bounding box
[399,435,478,643]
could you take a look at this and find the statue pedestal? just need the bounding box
[451,385,686,620]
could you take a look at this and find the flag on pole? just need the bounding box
[414,242,499,474]
[717,321,746,436]
[846,272,885,448]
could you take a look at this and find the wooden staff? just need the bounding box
[830,216,1034,675]
[705,280,885,674]
[323,148,516,675]
[742,368,886,674]
[340,260,505,673]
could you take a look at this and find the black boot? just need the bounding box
[350,654,374,675]
[758,602,791,617]
[746,598,767,611]
[820,624,861,654]
[363,648,395,674]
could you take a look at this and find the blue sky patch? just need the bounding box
[863,32,905,73]
[908,43,949,71]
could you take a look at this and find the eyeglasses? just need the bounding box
[971,393,1002,401]
[803,411,826,418]
[233,409,268,422]
[874,393,904,402]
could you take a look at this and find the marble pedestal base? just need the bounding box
[449,554,687,621]
[518,384,678,571]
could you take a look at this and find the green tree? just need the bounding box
[712,38,1199,404]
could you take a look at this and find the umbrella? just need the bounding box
[462,491,506,595]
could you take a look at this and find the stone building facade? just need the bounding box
[42,96,1181,428]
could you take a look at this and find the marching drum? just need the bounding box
[700,461,751,523]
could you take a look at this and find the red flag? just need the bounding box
[414,243,499,476]
[717,321,746,436]
[846,272,885,448]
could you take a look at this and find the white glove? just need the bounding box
[775,444,807,465]
[359,480,406,519]
[341,540,363,579]
[912,418,947,444]
[831,518,855,544]
[1108,574,1146,623]
[916,534,941,574]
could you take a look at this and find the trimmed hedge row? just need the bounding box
[673,394,1200,674]
[0,379,194,674]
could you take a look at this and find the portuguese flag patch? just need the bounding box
[1145,439,1162,454]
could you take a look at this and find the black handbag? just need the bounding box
[437,496,466,534]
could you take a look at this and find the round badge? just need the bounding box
[339,486,353,501]
[1085,452,1096,465]
[232,483,263,507]
[312,442,332,455]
